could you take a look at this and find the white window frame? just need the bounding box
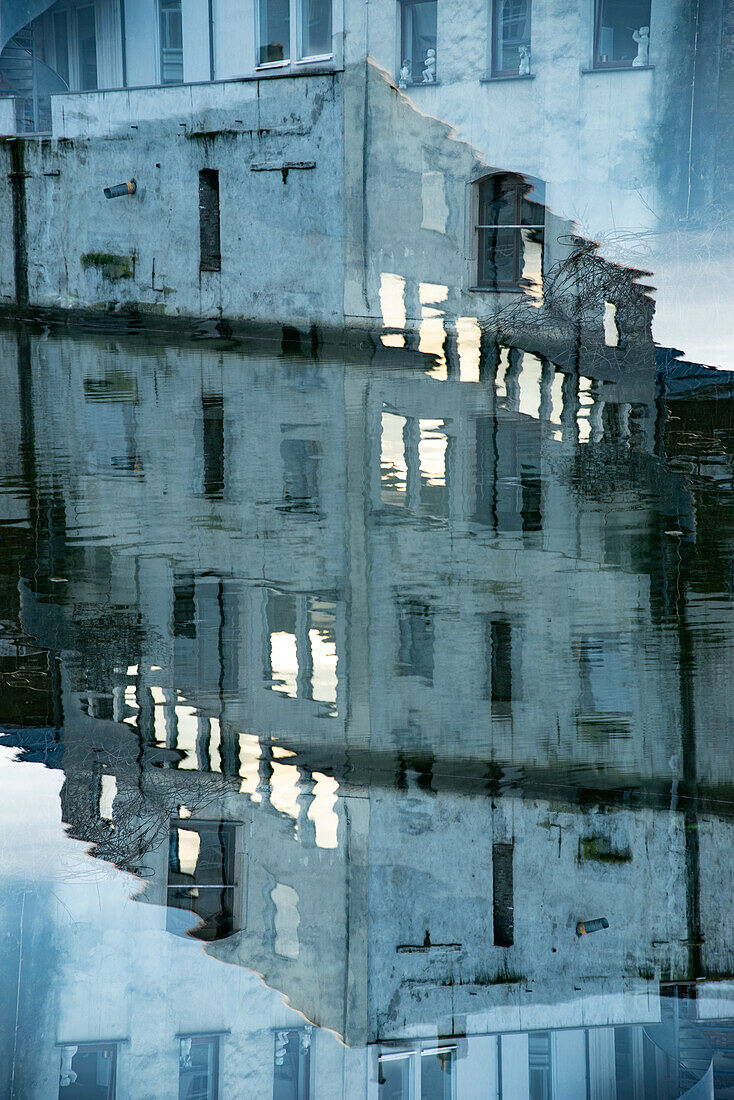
[374,1043,458,1100]
[41,0,100,93]
[255,0,339,72]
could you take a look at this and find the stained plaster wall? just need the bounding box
[2,74,344,326]
[361,0,697,240]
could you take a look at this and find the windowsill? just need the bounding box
[481,73,535,82]
[581,64,655,74]
[399,80,441,88]
[468,285,523,293]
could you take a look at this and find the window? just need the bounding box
[52,11,70,86]
[492,841,514,946]
[378,1046,456,1099]
[199,170,221,273]
[179,1036,220,1100]
[160,0,184,84]
[528,1032,553,1100]
[167,821,237,940]
[202,392,225,498]
[594,0,651,68]
[173,575,197,639]
[274,1029,312,1100]
[489,619,512,711]
[475,174,544,290]
[257,0,333,66]
[76,5,97,90]
[492,0,531,76]
[301,0,332,58]
[58,1043,117,1099]
[400,0,437,85]
[396,597,434,684]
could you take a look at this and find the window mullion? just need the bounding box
[291,0,299,63]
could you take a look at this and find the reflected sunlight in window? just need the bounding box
[270,632,298,698]
[378,272,407,329]
[270,761,300,819]
[457,316,481,382]
[419,420,447,486]
[307,771,339,848]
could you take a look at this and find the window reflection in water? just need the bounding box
[167,821,237,941]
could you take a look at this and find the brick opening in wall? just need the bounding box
[493,842,514,947]
[199,169,221,272]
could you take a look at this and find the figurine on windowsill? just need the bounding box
[422,49,436,83]
[518,45,531,76]
[399,59,411,88]
[632,26,650,67]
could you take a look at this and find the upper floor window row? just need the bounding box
[398,0,652,85]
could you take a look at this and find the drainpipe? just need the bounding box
[208,0,215,81]
[685,0,702,219]
[119,0,128,87]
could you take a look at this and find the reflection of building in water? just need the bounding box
[3,328,734,1094]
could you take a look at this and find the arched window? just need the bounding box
[475,173,544,291]
[492,0,531,76]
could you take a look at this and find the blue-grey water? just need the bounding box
[2,323,734,1098]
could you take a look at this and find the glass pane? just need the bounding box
[62,1047,115,1099]
[528,1032,552,1100]
[378,1055,412,1099]
[52,12,69,86]
[76,7,97,91]
[168,823,235,886]
[274,1032,311,1100]
[179,1038,218,1100]
[478,176,518,226]
[494,0,530,74]
[401,1,437,84]
[421,1048,454,1100]
[301,0,332,58]
[160,0,184,83]
[596,0,651,65]
[259,0,291,63]
[167,886,236,939]
[478,227,519,287]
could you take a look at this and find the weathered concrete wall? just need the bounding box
[8,74,344,326]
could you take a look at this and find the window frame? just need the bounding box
[41,1,99,93]
[178,1034,221,1100]
[255,0,336,72]
[472,173,545,292]
[491,0,532,78]
[398,0,438,87]
[57,1042,118,1099]
[592,0,651,70]
[158,0,184,85]
[166,819,241,941]
[377,1043,457,1100]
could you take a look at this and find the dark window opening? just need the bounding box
[280,436,321,513]
[397,597,434,684]
[274,1030,311,1100]
[492,0,531,76]
[167,821,237,940]
[160,0,184,83]
[489,619,512,711]
[199,169,221,273]
[202,393,225,498]
[476,174,544,290]
[492,841,514,946]
[58,1043,117,1099]
[400,0,437,85]
[179,1035,219,1100]
[594,0,651,68]
[173,576,197,639]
